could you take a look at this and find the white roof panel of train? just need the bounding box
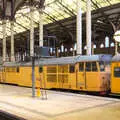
[76,54,112,62]
[3,62,21,66]
[2,56,77,66]
[2,54,112,66]
[35,56,77,65]
[36,54,112,65]
[112,54,120,62]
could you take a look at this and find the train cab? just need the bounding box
[111,54,120,94]
[76,55,112,93]
[38,54,112,92]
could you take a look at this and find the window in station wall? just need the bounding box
[84,45,87,50]
[105,36,109,48]
[74,43,77,51]
[114,67,120,77]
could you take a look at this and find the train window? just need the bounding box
[39,66,43,73]
[85,62,91,71]
[114,67,120,77]
[99,62,105,71]
[79,63,84,72]
[6,67,10,72]
[16,67,19,73]
[69,65,75,73]
[92,62,97,71]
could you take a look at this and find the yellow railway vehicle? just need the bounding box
[75,55,112,92]
[0,54,112,93]
[111,54,120,94]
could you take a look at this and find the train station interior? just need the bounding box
[0,0,120,120]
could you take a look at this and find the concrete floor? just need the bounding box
[0,84,120,120]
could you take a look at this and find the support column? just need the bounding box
[115,41,118,55]
[11,21,15,62]
[86,0,92,55]
[32,56,35,97]
[2,20,6,62]
[39,9,43,47]
[76,0,82,55]
[30,6,34,56]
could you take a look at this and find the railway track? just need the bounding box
[0,111,26,120]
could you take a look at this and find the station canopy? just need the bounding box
[0,0,120,39]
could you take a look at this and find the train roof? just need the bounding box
[2,54,112,67]
[76,54,112,62]
[3,56,76,66]
[112,54,120,62]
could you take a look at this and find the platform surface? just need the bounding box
[0,84,120,120]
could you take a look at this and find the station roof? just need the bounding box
[0,0,120,39]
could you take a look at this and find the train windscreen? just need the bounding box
[99,61,110,72]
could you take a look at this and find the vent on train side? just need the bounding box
[58,65,69,73]
[58,75,68,83]
[47,66,57,73]
[47,66,57,82]
[47,75,57,82]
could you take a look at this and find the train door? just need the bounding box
[76,62,86,90]
[111,62,120,94]
[69,64,76,90]
[46,65,57,89]
[85,62,99,91]
[0,68,2,82]
[19,67,32,87]
[58,65,64,89]
[58,65,69,89]
[36,66,44,89]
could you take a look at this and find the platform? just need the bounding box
[0,84,120,120]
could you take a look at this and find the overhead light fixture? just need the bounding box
[97,20,103,23]
[65,48,67,52]
[100,43,104,48]
[70,48,73,52]
[93,44,96,49]
[110,42,115,47]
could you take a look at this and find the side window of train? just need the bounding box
[79,62,84,72]
[16,67,19,73]
[39,66,43,73]
[69,64,75,73]
[92,62,97,71]
[114,67,120,77]
[85,62,91,72]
